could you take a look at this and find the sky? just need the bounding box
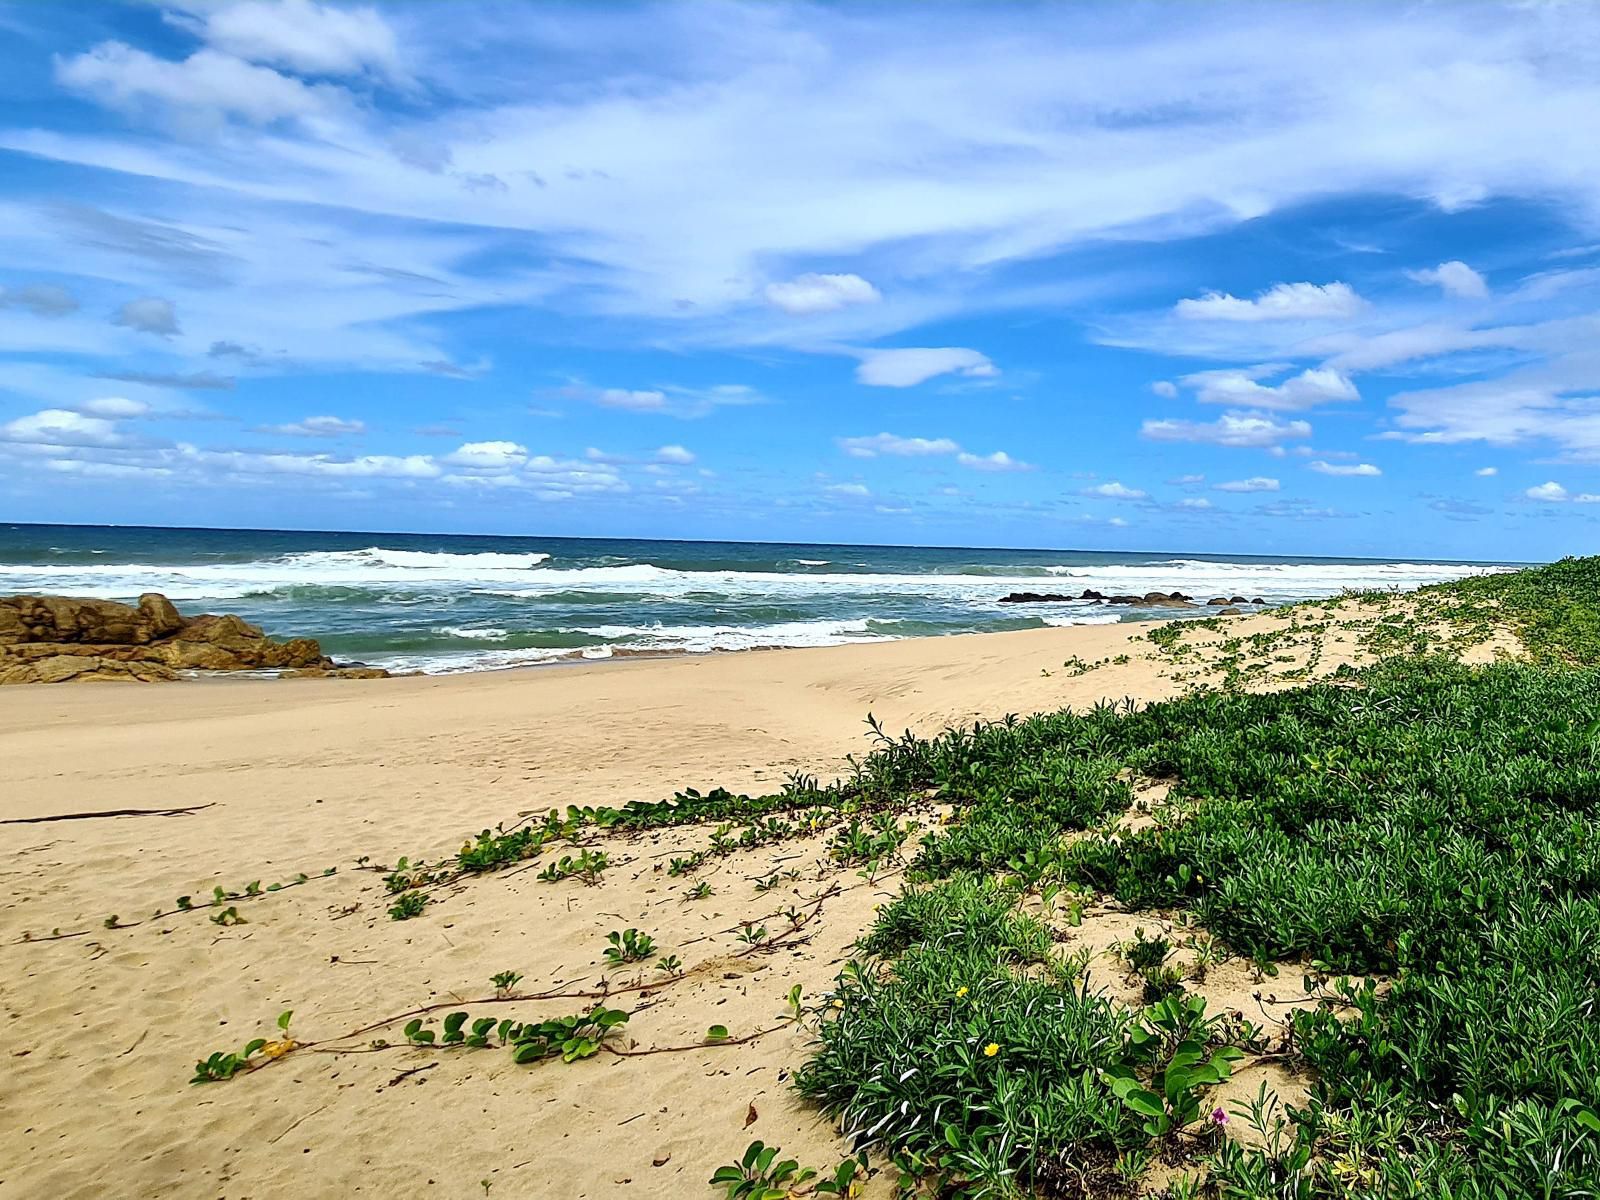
[2,2,1600,560]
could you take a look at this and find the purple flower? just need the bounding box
[1210,1107,1229,1126]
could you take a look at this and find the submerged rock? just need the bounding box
[0,592,388,684]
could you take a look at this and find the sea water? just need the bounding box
[0,523,1517,674]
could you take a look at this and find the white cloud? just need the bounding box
[1214,476,1281,493]
[956,450,1033,472]
[596,387,667,412]
[180,0,402,80]
[1175,282,1366,322]
[764,273,881,315]
[1083,481,1146,499]
[1309,460,1381,477]
[1406,260,1489,300]
[824,482,871,497]
[262,415,366,437]
[1182,365,1359,412]
[655,444,695,464]
[1142,411,1312,449]
[56,43,334,126]
[1150,380,1179,399]
[19,1,1600,370]
[1,408,122,447]
[1170,473,1205,485]
[1475,466,1498,476]
[855,347,997,388]
[1176,497,1212,510]
[445,440,528,470]
[564,383,760,418]
[112,296,180,336]
[77,397,150,418]
[1525,481,1600,503]
[838,432,961,458]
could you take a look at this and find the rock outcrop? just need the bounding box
[999,589,1196,607]
[0,593,388,684]
[1000,588,1270,611]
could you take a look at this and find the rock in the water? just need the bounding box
[1218,606,1243,616]
[1206,596,1228,606]
[1251,597,1267,606]
[1080,589,1105,601]
[1229,595,1248,604]
[998,591,1075,604]
[0,592,387,684]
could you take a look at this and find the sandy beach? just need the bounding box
[0,609,1431,1199]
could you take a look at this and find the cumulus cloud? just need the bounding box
[178,0,403,80]
[445,440,529,470]
[855,348,997,388]
[1175,282,1366,322]
[1142,411,1312,449]
[1214,476,1281,493]
[764,273,881,315]
[56,42,335,126]
[1525,481,1600,503]
[260,415,367,437]
[1475,466,1498,476]
[1182,365,1359,411]
[112,296,180,336]
[0,283,78,316]
[956,450,1033,472]
[1176,497,1213,509]
[655,444,695,464]
[1,408,122,447]
[1083,481,1146,499]
[838,432,961,458]
[1406,260,1489,300]
[1309,460,1381,476]
[1151,380,1179,399]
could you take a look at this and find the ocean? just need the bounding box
[0,523,1518,675]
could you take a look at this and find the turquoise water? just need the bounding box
[0,523,1515,673]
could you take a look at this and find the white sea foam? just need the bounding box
[0,549,1508,606]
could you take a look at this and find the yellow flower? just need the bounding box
[983,1042,1000,1057]
[261,1038,298,1060]
[955,986,969,998]
[831,999,844,1009]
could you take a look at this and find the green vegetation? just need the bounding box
[766,558,1600,1195]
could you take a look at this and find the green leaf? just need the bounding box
[277,1010,293,1032]
[1121,1087,1166,1119]
[706,1024,730,1042]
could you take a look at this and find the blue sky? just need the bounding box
[2,1,1599,560]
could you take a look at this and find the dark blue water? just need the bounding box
[0,523,1511,672]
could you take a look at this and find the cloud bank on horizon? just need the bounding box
[2,0,1599,559]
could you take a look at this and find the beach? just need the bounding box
[0,612,1357,1199]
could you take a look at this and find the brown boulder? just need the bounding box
[152,614,327,670]
[0,654,177,685]
[0,593,184,646]
[1206,596,1228,606]
[1218,606,1243,616]
[0,592,385,683]
[138,592,186,637]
